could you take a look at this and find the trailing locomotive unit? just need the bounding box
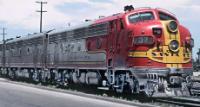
[0,6,194,97]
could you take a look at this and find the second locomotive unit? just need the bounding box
[0,6,194,97]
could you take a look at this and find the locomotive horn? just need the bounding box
[124,5,134,12]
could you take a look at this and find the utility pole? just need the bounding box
[1,28,6,69]
[36,1,47,33]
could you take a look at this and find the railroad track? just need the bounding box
[1,77,200,107]
[155,97,200,107]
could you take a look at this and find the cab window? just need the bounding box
[129,12,154,23]
[159,12,176,20]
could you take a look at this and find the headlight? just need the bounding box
[169,40,179,52]
[167,21,178,33]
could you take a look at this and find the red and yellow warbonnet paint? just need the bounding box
[128,20,192,68]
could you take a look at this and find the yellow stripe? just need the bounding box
[128,52,147,57]
[161,21,181,68]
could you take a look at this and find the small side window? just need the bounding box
[128,12,154,23]
[159,12,176,20]
[140,12,154,20]
[129,13,140,23]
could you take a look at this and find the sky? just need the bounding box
[0,0,199,58]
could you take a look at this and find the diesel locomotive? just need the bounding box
[0,6,194,97]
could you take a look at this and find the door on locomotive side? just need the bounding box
[107,18,128,68]
[107,19,120,68]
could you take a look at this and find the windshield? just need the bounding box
[128,12,154,23]
[159,12,176,20]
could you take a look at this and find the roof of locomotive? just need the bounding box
[94,7,171,23]
[4,21,94,44]
[2,7,176,44]
[48,21,94,35]
[0,32,45,44]
[4,32,45,44]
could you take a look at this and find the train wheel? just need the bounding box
[15,69,22,80]
[39,70,45,83]
[50,70,56,84]
[144,81,156,97]
[72,72,79,84]
[116,85,124,93]
[57,70,69,87]
[8,69,15,80]
[180,82,190,96]
[115,74,125,93]
[132,80,140,94]
[63,71,69,86]
[33,70,39,83]
[40,69,50,84]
